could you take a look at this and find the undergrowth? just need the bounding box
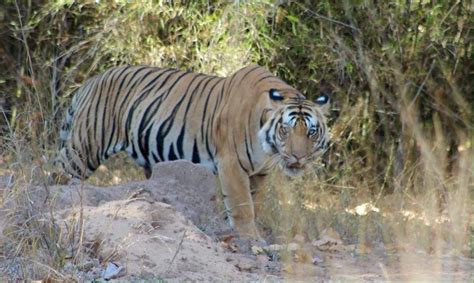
[0,0,472,280]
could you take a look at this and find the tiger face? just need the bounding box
[258,89,330,176]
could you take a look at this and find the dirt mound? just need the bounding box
[0,161,276,281]
[68,199,261,280]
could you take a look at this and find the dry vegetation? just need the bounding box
[0,0,472,280]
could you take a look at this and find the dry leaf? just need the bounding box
[251,245,264,255]
[220,234,238,252]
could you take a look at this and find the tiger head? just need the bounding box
[258,89,330,176]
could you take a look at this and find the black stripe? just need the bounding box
[137,70,181,160]
[177,75,211,158]
[141,126,153,164]
[134,68,176,130]
[204,79,225,163]
[208,79,226,147]
[136,69,182,134]
[152,152,159,163]
[234,65,261,88]
[156,117,172,160]
[102,67,131,156]
[86,72,111,151]
[265,117,278,154]
[224,66,260,101]
[247,110,254,151]
[154,72,197,160]
[176,126,185,159]
[164,74,205,159]
[137,70,190,135]
[200,78,224,142]
[260,109,269,128]
[100,67,129,158]
[288,111,301,116]
[192,139,201,164]
[72,80,95,114]
[123,69,163,140]
[184,75,213,114]
[244,136,254,172]
[204,135,214,164]
[155,124,165,161]
[104,66,135,152]
[234,135,249,174]
[168,144,178,161]
[132,70,189,161]
[131,143,138,160]
[115,66,150,114]
[255,74,276,82]
[92,70,114,165]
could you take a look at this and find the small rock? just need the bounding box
[312,255,324,265]
[287,242,300,252]
[102,262,126,280]
[265,244,283,252]
[234,259,257,272]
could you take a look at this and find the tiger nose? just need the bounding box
[291,153,305,161]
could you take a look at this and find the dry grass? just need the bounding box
[0,0,472,280]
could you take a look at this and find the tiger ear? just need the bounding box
[314,93,330,115]
[269,89,284,101]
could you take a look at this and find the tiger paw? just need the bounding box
[233,220,267,246]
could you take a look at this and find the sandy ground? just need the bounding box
[0,161,472,281]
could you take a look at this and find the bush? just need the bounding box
[0,0,472,279]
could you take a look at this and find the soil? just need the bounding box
[0,161,472,281]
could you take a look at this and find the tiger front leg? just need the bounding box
[250,174,268,219]
[218,161,262,241]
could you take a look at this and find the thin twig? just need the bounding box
[294,2,359,31]
[408,59,436,110]
[166,230,186,273]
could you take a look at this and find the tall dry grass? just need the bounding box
[0,0,472,280]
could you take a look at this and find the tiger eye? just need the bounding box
[279,125,289,138]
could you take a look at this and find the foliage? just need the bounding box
[0,0,472,280]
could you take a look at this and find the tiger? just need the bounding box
[57,65,330,241]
